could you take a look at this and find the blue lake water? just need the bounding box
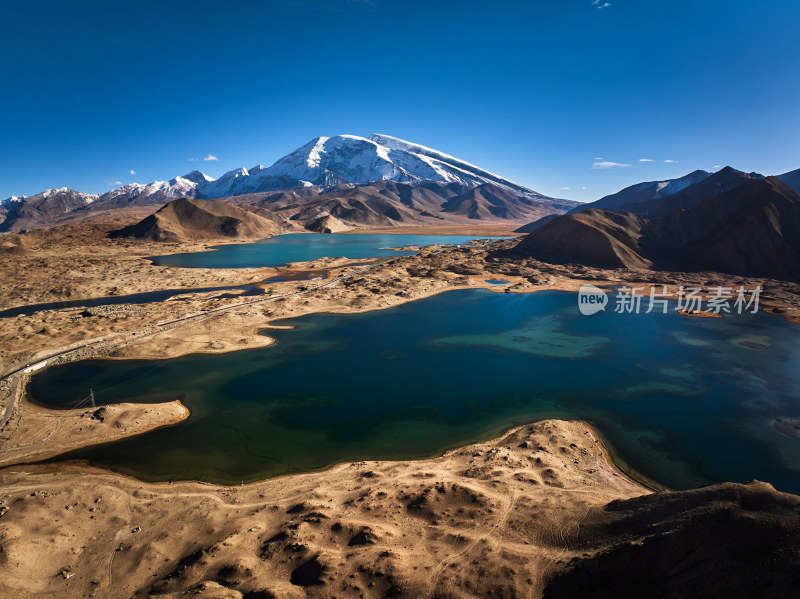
[0,285,265,319]
[149,233,507,269]
[29,290,800,492]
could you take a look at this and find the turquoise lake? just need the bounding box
[149,233,506,268]
[29,290,800,492]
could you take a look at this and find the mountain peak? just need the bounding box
[182,170,215,184]
[5,134,547,212]
[705,166,764,182]
[368,133,410,146]
[254,133,540,197]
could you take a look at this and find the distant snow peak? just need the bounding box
[251,133,538,197]
[182,170,215,184]
[28,187,99,205]
[4,133,546,209]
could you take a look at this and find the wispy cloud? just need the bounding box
[204,154,219,161]
[113,180,122,185]
[189,157,199,162]
[581,186,587,190]
[594,157,604,160]
[592,0,611,7]
[592,161,631,169]
[559,186,571,190]
[129,169,136,175]
[638,158,653,162]
[664,159,678,163]
[712,165,721,168]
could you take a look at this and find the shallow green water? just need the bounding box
[30,290,800,492]
[149,233,506,268]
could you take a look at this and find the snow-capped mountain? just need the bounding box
[96,177,199,207]
[250,134,543,197]
[2,134,572,232]
[86,134,551,209]
[0,188,99,233]
[0,187,98,208]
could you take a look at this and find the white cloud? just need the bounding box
[599,2,611,8]
[639,158,653,162]
[592,161,631,169]
[664,159,678,163]
[129,169,136,175]
[594,157,604,160]
[204,154,219,161]
[113,180,122,185]
[582,186,587,190]
[712,165,721,168]
[189,157,199,162]
[559,186,571,190]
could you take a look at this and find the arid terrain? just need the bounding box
[3,212,799,371]
[1,212,800,598]
[2,419,797,599]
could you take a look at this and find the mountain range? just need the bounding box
[3,135,799,272]
[514,169,800,280]
[1,134,574,233]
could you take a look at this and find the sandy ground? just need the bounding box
[0,420,648,599]
[0,401,188,468]
[0,213,270,310]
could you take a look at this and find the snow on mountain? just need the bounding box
[655,169,714,197]
[368,133,539,195]
[2,187,98,207]
[91,134,551,206]
[181,170,216,185]
[96,178,200,206]
[4,134,554,218]
[250,134,544,197]
[570,169,712,215]
[0,188,100,232]
[198,167,253,198]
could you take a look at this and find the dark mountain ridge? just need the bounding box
[513,176,800,280]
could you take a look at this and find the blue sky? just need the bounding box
[2,0,798,202]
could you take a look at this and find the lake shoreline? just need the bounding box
[0,419,652,598]
[6,270,798,488]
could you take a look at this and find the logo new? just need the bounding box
[578,284,608,315]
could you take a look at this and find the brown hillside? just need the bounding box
[109,198,290,242]
[513,178,800,280]
[513,208,651,269]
